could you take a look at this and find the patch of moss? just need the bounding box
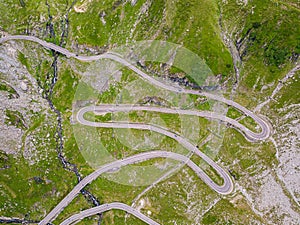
[5,109,27,130]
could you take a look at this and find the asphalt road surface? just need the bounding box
[0,35,272,225]
[79,104,269,141]
[60,203,160,225]
[39,151,233,224]
[0,35,271,141]
[77,106,234,194]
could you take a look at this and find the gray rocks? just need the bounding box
[20,81,28,91]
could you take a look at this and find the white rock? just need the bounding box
[20,81,28,91]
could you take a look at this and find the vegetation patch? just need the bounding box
[4,109,27,130]
[201,198,263,224]
[226,107,243,119]
[0,81,18,98]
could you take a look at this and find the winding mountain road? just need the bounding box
[60,202,160,225]
[0,35,271,141]
[0,35,272,225]
[78,105,234,194]
[39,151,232,224]
[80,104,269,141]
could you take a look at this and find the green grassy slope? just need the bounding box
[0,0,299,224]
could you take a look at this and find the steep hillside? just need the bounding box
[0,0,299,224]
